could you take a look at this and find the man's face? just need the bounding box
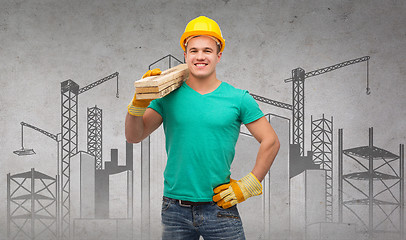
[184,36,222,80]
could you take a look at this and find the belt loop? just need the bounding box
[178,200,192,208]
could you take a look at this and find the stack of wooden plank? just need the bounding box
[134,64,189,99]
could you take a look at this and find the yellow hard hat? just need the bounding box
[180,16,225,52]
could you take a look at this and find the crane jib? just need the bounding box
[284,56,370,83]
[77,72,119,96]
[20,121,58,142]
[250,93,293,110]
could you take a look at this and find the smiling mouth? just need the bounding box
[195,63,207,67]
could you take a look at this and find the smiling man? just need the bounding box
[125,16,280,240]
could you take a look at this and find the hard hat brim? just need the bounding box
[180,30,225,52]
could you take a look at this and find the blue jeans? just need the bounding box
[161,196,246,240]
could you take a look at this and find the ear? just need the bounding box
[184,51,187,62]
[217,52,222,63]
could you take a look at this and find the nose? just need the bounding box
[196,51,205,60]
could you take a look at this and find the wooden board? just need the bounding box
[135,75,184,94]
[134,63,189,99]
[135,81,184,99]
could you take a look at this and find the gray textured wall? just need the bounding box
[1,0,405,239]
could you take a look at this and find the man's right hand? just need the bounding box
[127,68,162,116]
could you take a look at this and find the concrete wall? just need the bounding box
[73,219,132,240]
[70,151,96,219]
[290,169,326,239]
[109,170,133,219]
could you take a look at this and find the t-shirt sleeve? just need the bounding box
[239,91,264,124]
[147,98,164,117]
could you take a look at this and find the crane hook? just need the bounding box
[116,74,119,98]
[366,60,370,95]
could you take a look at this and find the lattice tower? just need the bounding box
[311,115,333,222]
[87,106,103,170]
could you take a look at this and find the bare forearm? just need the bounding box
[125,113,145,143]
[125,108,163,143]
[251,136,280,182]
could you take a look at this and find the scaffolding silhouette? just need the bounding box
[87,106,103,170]
[7,168,57,240]
[311,115,333,222]
[338,128,404,240]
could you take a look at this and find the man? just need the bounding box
[125,16,280,240]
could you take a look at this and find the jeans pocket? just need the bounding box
[161,198,171,212]
[213,202,227,210]
[217,211,240,220]
[213,203,241,220]
[213,202,237,211]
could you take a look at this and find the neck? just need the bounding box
[186,73,221,95]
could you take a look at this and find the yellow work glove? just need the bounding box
[213,172,262,209]
[127,68,161,116]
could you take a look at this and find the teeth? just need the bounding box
[196,64,206,67]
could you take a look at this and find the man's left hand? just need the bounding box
[213,172,262,209]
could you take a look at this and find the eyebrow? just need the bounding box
[188,47,214,51]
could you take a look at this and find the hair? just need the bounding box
[215,44,221,54]
[184,36,222,54]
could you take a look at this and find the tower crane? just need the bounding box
[284,56,371,224]
[13,121,62,237]
[14,122,61,155]
[284,56,370,156]
[60,71,118,240]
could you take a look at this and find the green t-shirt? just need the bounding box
[148,81,264,202]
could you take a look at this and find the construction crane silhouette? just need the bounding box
[283,56,370,225]
[250,56,370,225]
[60,72,118,240]
[14,121,61,155]
[284,56,370,157]
[13,121,62,237]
